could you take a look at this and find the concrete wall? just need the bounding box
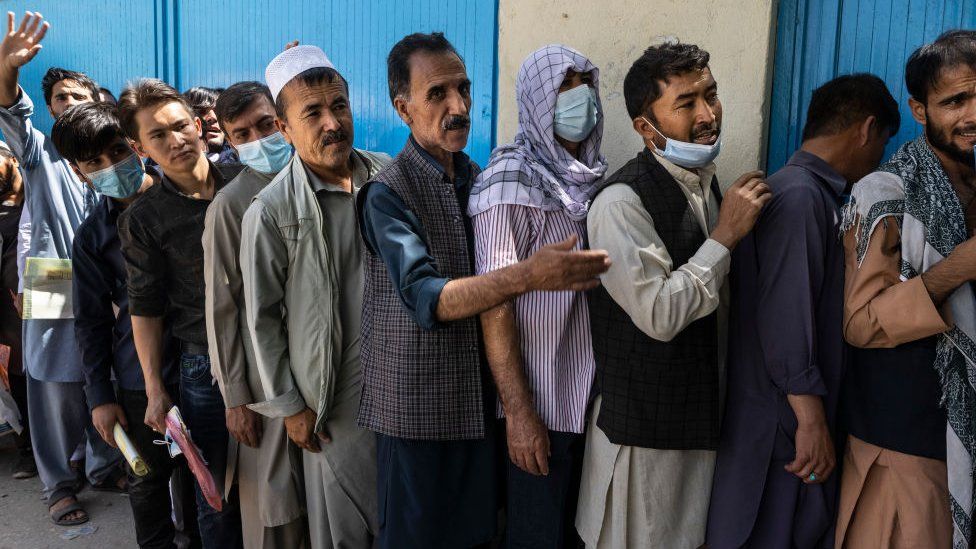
[495,0,778,186]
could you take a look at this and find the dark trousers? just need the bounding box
[377,430,498,549]
[179,353,242,549]
[8,372,31,452]
[503,425,585,549]
[119,386,201,549]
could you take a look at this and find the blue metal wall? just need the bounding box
[767,0,976,172]
[3,0,498,163]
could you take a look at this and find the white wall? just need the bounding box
[495,0,778,186]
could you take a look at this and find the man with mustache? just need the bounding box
[239,45,390,548]
[576,40,770,548]
[837,30,976,548]
[117,78,245,548]
[358,32,611,548]
[184,87,239,165]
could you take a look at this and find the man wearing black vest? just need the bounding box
[576,40,770,548]
[357,32,611,549]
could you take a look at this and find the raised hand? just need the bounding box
[1,11,48,72]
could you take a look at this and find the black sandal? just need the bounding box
[48,488,89,526]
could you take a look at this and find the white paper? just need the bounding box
[22,257,73,319]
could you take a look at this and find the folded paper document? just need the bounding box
[113,423,148,477]
[23,258,73,319]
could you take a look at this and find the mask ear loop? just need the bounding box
[640,116,668,151]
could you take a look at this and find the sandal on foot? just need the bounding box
[49,491,89,526]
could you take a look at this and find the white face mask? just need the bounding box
[642,117,721,168]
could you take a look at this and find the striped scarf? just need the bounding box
[842,135,976,548]
[468,44,608,220]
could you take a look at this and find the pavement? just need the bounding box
[0,436,135,549]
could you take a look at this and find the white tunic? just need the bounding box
[576,152,728,548]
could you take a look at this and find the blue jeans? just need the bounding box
[179,353,242,549]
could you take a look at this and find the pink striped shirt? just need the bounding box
[472,204,595,434]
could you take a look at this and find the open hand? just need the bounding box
[1,12,48,72]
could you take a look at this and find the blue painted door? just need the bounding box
[0,0,160,135]
[767,0,976,171]
[2,0,498,163]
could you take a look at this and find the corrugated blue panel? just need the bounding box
[175,0,498,164]
[767,0,976,172]
[0,0,160,135]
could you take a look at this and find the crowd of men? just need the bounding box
[1,7,975,549]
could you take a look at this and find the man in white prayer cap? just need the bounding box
[239,44,391,548]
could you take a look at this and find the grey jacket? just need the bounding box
[203,166,305,526]
[241,150,390,427]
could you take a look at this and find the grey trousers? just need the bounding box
[303,450,372,549]
[26,372,120,499]
[242,515,309,549]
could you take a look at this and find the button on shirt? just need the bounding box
[118,162,244,346]
[73,196,179,409]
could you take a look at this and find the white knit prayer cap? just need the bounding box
[265,45,336,101]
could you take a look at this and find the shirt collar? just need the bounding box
[408,135,471,182]
[649,148,715,194]
[304,150,368,194]
[787,150,847,197]
[158,159,227,199]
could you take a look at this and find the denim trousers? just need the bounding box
[179,353,242,549]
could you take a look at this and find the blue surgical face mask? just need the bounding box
[554,84,599,143]
[235,132,293,174]
[86,153,145,198]
[642,117,721,169]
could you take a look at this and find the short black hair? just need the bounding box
[802,74,900,141]
[41,67,99,107]
[51,102,125,164]
[182,86,219,117]
[118,78,194,139]
[623,40,710,120]
[215,81,273,129]
[99,87,117,103]
[387,32,461,103]
[274,67,347,119]
[905,29,976,103]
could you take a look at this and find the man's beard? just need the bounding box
[926,119,976,166]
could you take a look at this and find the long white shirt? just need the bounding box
[576,152,729,549]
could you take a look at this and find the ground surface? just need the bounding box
[0,437,135,549]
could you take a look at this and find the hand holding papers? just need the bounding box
[113,424,148,477]
[163,406,223,511]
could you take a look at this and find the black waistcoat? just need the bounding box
[844,338,947,460]
[588,149,721,450]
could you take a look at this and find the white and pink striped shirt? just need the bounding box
[472,204,596,434]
